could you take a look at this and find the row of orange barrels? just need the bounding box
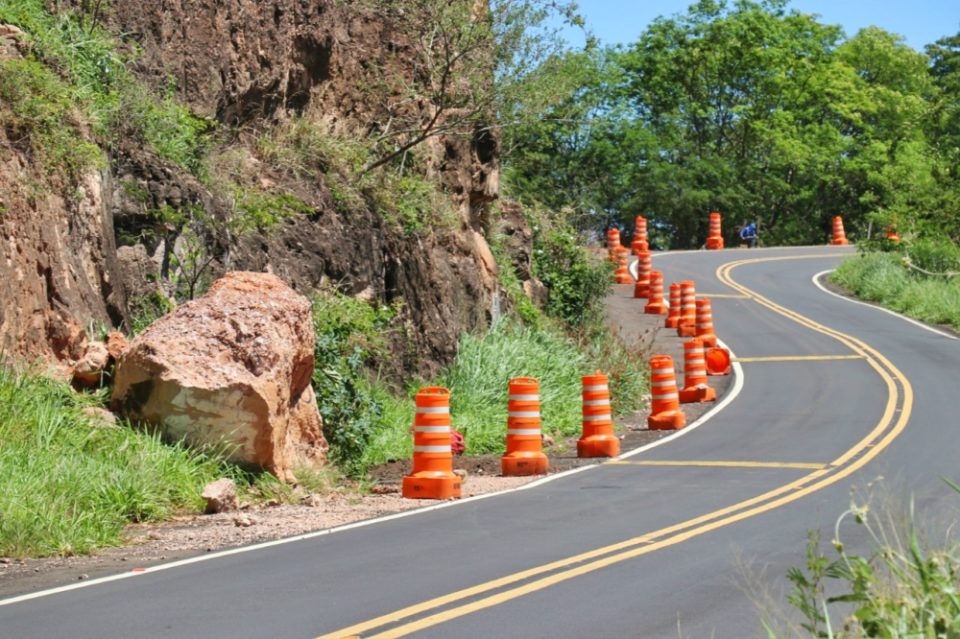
[608,213,861,261]
[403,335,730,501]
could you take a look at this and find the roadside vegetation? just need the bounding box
[310,246,647,478]
[0,367,228,557]
[759,480,960,638]
[831,237,960,331]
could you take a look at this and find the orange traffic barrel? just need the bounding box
[635,215,648,240]
[614,248,632,283]
[577,371,620,457]
[665,282,682,328]
[647,355,686,430]
[501,377,549,476]
[886,225,900,243]
[633,250,652,296]
[679,338,716,404]
[694,298,718,347]
[677,280,697,337]
[705,212,724,250]
[830,216,849,245]
[631,216,649,255]
[705,346,731,376]
[644,271,668,314]
[402,387,462,500]
[606,228,621,250]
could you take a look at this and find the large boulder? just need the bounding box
[111,272,327,481]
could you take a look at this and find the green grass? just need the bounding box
[0,367,230,558]
[831,252,960,330]
[0,58,105,181]
[0,0,212,175]
[352,320,649,471]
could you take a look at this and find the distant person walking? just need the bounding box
[739,222,758,248]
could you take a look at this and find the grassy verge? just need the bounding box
[830,251,960,330]
[0,367,232,558]
[349,320,648,473]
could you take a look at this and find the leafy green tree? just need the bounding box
[505,0,953,248]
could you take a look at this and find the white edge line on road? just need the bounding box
[812,270,958,341]
[0,305,744,610]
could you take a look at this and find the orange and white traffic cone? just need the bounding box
[830,216,849,245]
[705,212,724,250]
[694,298,718,347]
[577,371,620,457]
[614,249,632,284]
[633,250,652,296]
[647,355,686,430]
[665,282,682,328]
[644,271,668,314]
[677,280,697,337]
[679,338,716,403]
[501,377,548,476]
[402,387,462,499]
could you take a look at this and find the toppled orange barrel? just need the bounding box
[677,280,697,337]
[679,338,716,403]
[402,387,462,500]
[830,216,849,245]
[694,298,718,347]
[501,377,548,476]
[705,212,724,250]
[648,355,686,430]
[644,271,668,314]
[705,346,731,376]
[665,282,682,328]
[633,250,652,296]
[578,371,620,457]
[614,249,632,284]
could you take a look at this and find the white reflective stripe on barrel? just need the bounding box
[688,359,706,366]
[507,428,541,435]
[653,392,679,400]
[688,348,705,354]
[415,406,449,414]
[583,384,609,391]
[508,411,540,418]
[583,414,612,421]
[582,399,610,406]
[414,426,451,432]
[651,380,675,387]
[652,368,675,375]
[509,394,540,401]
[413,445,452,453]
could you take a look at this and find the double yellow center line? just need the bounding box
[317,254,912,639]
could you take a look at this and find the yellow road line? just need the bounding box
[316,253,912,639]
[607,460,827,470]
[734,354,865,363]
[698,293,751,299]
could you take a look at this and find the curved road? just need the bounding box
[3,245,959,638]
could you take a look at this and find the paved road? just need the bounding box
[3,245,958,638]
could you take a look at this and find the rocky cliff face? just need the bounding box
[0,1,507,377]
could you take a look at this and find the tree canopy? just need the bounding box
[503,0,960,248]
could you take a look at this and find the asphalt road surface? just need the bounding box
[3,245,959,638]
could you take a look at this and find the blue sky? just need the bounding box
[561,1,960,51]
